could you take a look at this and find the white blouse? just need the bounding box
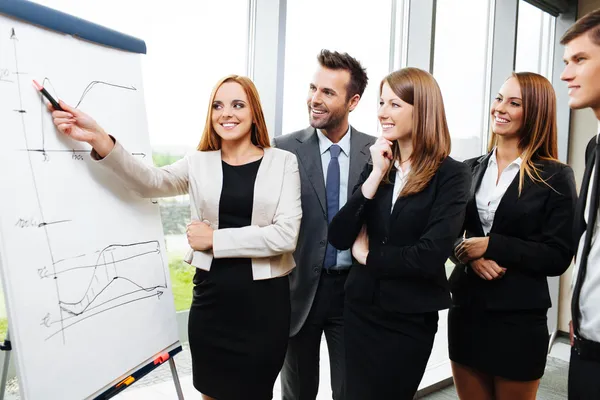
[392,161,411,212]
[574,137,600,342]
[476,149,522,235]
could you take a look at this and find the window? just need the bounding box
[515,0,556,78]
[281,0,394,136]
[433,0,492,161]
[424,0,493,390]
[33,0,249,148]
[31,0,249,311]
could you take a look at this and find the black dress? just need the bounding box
[188,159,291,400]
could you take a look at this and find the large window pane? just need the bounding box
[515,0,556,78]
[282,0,393,136]
[425,0,492,390]
[433,0,492,161]
[33,0,248,148]
[30,0,249,312]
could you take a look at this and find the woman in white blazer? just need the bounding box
[48,75,302,400]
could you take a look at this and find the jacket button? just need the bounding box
[381,237,388,244]
[320,240,326,246]
[313,266,320,274]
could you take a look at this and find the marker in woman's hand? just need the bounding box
[32,80,63,111]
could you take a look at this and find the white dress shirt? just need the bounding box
[476,148,522,236]
[391,161,411,212]
[317,128,352,268]
[573,137,600,342]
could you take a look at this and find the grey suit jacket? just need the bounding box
[273,126,375,336]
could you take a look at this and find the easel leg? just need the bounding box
[168,357,185,400]
[0,330,11,400]
[548,328,558,354]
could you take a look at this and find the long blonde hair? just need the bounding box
[488,72,560,194]
[197,75,271,151]
[381,68,451,197]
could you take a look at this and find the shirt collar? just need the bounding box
[317,126,352,156]
[394,160,411,176]
[489,147,523,168]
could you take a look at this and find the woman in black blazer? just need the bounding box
[449,72,577,400]
[328,68,471,399]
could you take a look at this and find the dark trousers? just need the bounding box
[569,345,600,399]
[281,271,346,400]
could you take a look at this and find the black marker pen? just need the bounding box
[32,79,63,111]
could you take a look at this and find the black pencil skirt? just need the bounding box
[448,306,549,381]
[344,298,439,399]
[188,261,290,400]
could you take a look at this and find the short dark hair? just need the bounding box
[560,8,600,46]
[317,49,368,101]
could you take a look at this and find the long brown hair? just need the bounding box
[487,72,560,193]
[381,68,451,197]
[197,75,271,151]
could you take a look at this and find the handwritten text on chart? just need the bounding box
[15,218,41,228]
[0,68,12,82]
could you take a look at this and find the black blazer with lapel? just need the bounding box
[573,136,596,251]
[450,153,577,310]
[273,127,375,336]
[328,157,471,313]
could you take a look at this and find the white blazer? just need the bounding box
[93,140,302,280]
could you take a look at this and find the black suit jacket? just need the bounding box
[450,153,577,310]
[328,157,471,313]
[573,136,597,251]
[273,127,375,336]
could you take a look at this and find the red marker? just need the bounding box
[32,80,63,111]
[153,352,170,365]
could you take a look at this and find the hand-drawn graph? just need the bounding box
[7,26,167,344]
[8,29,143,163]
[0,14,182,400]
[25,77,142,162]
[43,241,167,341]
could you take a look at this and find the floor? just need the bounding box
[3,336,572,399]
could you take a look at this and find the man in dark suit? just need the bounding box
[560,8,600,400]
[273,50,375,400]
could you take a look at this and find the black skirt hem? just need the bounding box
[448,306,549,382]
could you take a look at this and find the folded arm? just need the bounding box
[367,163,471,279]
[328,163,372,250]
[484,166,577,277]
[212,153,302,258]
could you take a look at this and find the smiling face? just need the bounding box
[561,32,600,113]
[378,81,414,142]
[490,77,524,138]
[211,81,253,143]
[307,66,356,131]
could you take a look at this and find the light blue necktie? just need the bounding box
[324,145,341,269]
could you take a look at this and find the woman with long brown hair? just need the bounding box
[48,75,302,400]
[328,67,471,399]
[449,72,577,400]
